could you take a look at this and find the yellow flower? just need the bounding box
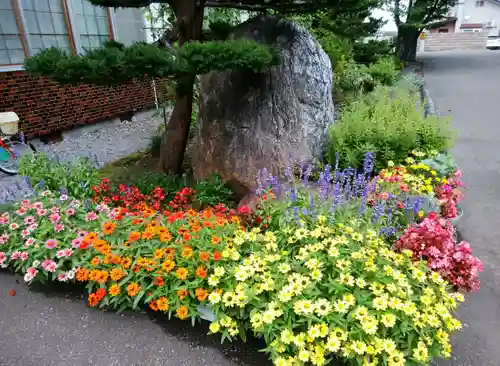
[381,313,397,327]
[325,336,341,352]
[280,329,294,345]
[351,341,367,355]
[307,325,321,340]
[372,296,389,310]
[331,327,347,341]
[298,349,310,362]
[209,322,220,333]
[293,333,306,348]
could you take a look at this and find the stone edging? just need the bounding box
[421,86,437,117]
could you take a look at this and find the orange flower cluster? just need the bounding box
[76,206,241,320]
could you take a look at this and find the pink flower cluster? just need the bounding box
[396,212,483,292]
[435,170,465,219]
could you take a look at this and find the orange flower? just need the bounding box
[90,256,100,266]
[182,232,191,241]
[127,282,141,297]
[199,251,210,261]
[175,267,189,280]
[110,268,125,281]
[230,216,240,224]
[195,288,208,301]
[157,226,168,235]
[109,284,121,296]
[85,232,98,243]
[153,276,165,286]
[156,296,169,311]
[128,231,141,242]
[181,246,193,259]
[177,289,189,300]
[90,270,109,284]
[142,230,155,240]
[149,300,159,311]
[164,247,175,259]
[202,209,213,219]
[88,293,99,307]
[161,260,175,273]
[195,266,207,279]
[211,235,221,245]
[131,219,143,225]
[103,221,117,235]
[153,249,165,260]
[121,257,132,269]
[176,305,189,320]
[159,231,172,242]
[76,268,89,282]
[202,221,214,228]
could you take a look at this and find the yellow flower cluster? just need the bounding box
[380,162,443,196]
[208,218,464,366]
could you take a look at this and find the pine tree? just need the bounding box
[25,0,345,174]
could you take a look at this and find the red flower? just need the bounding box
[238,205,250,215]
[213,251,222,261]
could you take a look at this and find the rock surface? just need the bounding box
[193,15,335,198]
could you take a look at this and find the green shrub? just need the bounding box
[334,57,373,101]
[194,173,234,207]
[326,87,455,171]
[352,39,394,65]
[367,57,400,87]
[19,153,100,198]
[132,171,183,198]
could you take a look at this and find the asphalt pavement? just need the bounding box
[421,49,500,366]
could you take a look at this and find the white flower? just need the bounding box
[208,275,220,286]
[32,260,40,268]
[278,263,291,274]
[24,272,34,282]
[208,292,221,304]
[214,267,225,277]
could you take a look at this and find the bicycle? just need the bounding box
[0,112,37,175]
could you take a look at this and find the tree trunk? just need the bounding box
[159,0,204,174]
[396,25,420,62]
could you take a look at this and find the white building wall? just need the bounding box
[453,0,500,34]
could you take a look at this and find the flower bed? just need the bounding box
[0,153,482,366]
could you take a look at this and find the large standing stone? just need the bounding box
[193,15,335,198]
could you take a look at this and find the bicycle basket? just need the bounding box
[0,112,19,135]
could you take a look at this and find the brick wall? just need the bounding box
[0,71,157,138]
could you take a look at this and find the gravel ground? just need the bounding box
[0,109,164,205]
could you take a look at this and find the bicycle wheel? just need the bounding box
[0,141,36,175]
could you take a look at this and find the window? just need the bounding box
[71,0,111,51]
[0,0,115,68]
[476,0,484,7]
[0,1,27,65]
[21,0,72,55]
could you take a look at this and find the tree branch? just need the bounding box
[394,0,401,27]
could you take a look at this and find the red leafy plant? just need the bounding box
[396,212,483,292]
[435,170,465,219]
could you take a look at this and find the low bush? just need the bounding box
[19,153,100,199]
[327,87,455,172]
[366,57,400,87]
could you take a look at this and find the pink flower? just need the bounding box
[24,238,35,247]
[77,231,88,238]
[54,223,65,232]
[45,239,58,249]
[50,206,60,214]
[37,209,47,216]
[86,212,98,221]
[10,251,21,260]
[49,213,61,223]
[24,267,38,282]
[71,238,82,248]
[33,202,44,210]
[42,259,57,272]
[0,252,6,264]
[16,207,27,215]
[9,223,18,230]
[24,216,35,225]
[0,216,8,224]
[21,230,30,238]
[65,208,76,216]
[21,199,30,207]
[28,223,38,230]
[56,250,65,258]
[20,252,28,261]
[63,248,73,257]
[57,273,68,282]
[0,235,9,245]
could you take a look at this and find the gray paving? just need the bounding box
[421,49,500,366]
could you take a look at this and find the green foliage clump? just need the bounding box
[352,39,394,65]
[194,174,234,207]
[19,153,100,199]
[326,87,455,171]
[366,56,400,86]
[25,40,279,85]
